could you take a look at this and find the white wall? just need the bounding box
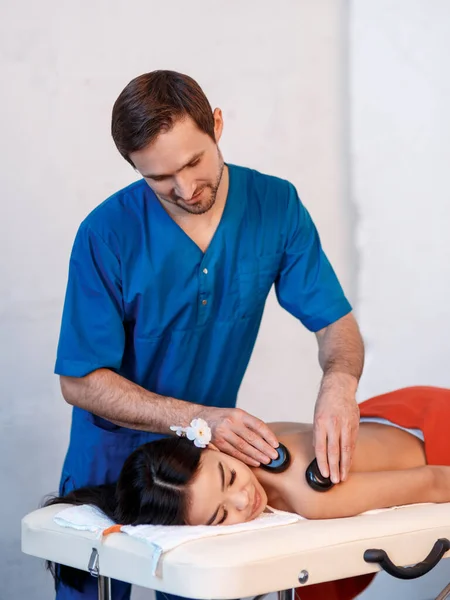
[4,1,450,599]
[1,2,350,599]
[351,1,450,598]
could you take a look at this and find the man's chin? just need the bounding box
[179,197,215,215]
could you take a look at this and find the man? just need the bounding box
[55,70,364,599]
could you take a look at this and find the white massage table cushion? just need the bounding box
[22,503,450,599]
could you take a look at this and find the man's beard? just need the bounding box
[166,153,225,215]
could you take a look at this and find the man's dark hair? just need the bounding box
[111,70,216,166]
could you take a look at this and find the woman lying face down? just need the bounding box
[47,408,450,527]
[44,386,450,593]
[46,437,268,527]
[188,421,450,523]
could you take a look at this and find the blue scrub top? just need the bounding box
[56,164,351,411]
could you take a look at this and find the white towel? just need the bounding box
[53,501,433,576]
[54,504,115,535]
[53,504,302,576]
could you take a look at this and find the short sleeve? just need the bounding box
[55,224,125,377]
[275,184,352,332]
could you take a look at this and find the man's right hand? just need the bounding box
[196,406,280,466]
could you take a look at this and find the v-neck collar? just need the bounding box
[146,163,237,258]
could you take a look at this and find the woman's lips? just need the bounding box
[251,489,261,518]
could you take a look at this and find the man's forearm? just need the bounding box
[60,369,201,433]
[313,313,364,481]
[316,312,364,382]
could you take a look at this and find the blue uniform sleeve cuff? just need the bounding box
[54,358,106,378]
[300,299,353,332]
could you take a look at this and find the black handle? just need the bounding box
[364,538,450,580]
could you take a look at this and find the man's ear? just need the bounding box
[212,107,223,143]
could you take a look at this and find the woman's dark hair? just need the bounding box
[111,70,216,166]
[43,437,203,592]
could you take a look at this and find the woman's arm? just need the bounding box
[296,465,450,519]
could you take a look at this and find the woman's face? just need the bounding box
[187,448,268,526]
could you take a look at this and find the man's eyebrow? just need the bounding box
[142,151,204,179]
[206,461,225,525]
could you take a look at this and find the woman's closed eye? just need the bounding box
[229,469,236,487]
[215,469,237,525]
[217,509,228,525]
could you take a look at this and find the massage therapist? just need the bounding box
[54,70,365,600]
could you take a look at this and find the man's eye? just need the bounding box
[189,159,200,168]
[229,469,236,487]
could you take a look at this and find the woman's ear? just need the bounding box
[207,443,220,452]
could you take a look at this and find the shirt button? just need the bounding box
[203,268,208,274]
[201,299,208,306]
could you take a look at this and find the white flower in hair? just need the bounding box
[169,425,185,438]
[186,418,212,448]
[170,418,212,448]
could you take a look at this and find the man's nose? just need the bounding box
[173,175,196,200]
[230,488,250,511]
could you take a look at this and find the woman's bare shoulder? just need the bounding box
[268,421,313,436]
[255,428,316,514]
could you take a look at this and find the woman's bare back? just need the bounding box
[254,421,428,517]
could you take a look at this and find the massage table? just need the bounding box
[22,502,450,600]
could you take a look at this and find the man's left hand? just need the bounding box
[313,372,360,484]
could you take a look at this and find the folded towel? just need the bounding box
[54,504,115,534]
[53,504,302,576]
